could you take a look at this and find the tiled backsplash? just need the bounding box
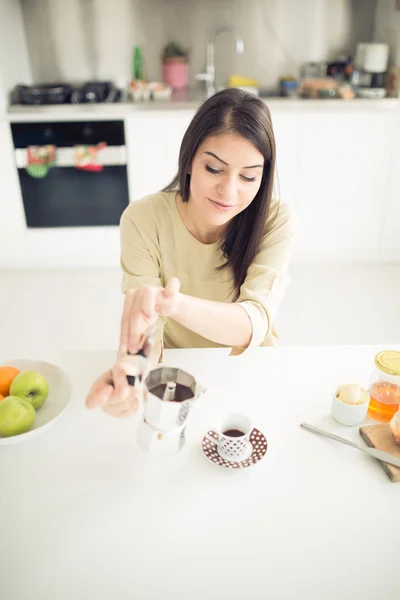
[21,0,376,90]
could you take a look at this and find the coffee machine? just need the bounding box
[354,43,389,99]
[137,366,207,454]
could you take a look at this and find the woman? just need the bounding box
[86,88,296,417]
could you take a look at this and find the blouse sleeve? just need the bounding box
[235,201,297,349]
[119,205,166,349]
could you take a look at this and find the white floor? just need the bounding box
[0,264,399,356]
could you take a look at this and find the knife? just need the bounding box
[301,423,400,469]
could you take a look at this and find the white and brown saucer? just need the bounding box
[202,428,268,470]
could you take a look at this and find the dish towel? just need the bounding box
[26,145,56,178]
[75,142,107,172]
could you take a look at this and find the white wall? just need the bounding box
[374,0,400,65]
[0,0,31,112]
[19,0,376,92]
[19,0,141,84]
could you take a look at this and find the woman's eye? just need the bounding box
[205,164,222,175]
[205,164,256,182]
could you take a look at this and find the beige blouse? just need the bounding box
[120,191,296,352]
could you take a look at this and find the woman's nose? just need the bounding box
[217,175,237,201]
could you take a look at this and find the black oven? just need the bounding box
[11,120,129,228]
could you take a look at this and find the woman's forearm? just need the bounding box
[170,294,253,347]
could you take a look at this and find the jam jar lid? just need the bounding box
[374,351,400,376]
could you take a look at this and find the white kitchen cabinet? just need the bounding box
[2,102,400,268]
[125,111,195,201]
[380,112,400,252]
[0,120,26,237]
[270,111,300,211]
[294,111,395,260]
[127,109,301,212]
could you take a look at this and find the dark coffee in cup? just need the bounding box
[223,428,245,438]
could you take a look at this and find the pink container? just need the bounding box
[162,59,189,90]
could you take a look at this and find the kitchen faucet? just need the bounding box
[196,27,244,97]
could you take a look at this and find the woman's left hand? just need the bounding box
[119,277,180,355]
[85,363,140,417]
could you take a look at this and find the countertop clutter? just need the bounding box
[6,39,400,119]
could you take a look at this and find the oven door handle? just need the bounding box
[14,145,127,168]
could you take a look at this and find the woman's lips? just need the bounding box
[209,198,236,212]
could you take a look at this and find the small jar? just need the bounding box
[331,384,369,426]
[368,351,400,422]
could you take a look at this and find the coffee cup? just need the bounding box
[205,413,253,461]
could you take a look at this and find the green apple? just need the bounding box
[0,396,36,437]
[10,371,49,410]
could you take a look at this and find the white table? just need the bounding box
[0,346,398,600]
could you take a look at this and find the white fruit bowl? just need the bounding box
[0,359,72,445]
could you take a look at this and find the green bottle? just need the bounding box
[133,46,144,80]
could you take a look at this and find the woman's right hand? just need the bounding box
[85,340,162,418]
[85,279,172,418]
[119,278,180,355]
[85,363,140,418]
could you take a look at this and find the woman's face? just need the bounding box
[188,132,264,228]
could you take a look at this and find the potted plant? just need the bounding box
[161,41,189,90]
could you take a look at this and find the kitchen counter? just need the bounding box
[0,345,398,600]
[2,94,400,269]
[6,96,400,122]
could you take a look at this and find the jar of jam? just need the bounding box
[368,351,400,422]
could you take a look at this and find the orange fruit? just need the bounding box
[0,394,4,402]
[0,366,21,397]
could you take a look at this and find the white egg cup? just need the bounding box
[331,386,369,426]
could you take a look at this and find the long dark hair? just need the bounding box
[164,88,276,300]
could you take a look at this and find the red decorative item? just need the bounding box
[26,145,56,178]
[75,142,107,172]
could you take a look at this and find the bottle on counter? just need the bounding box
[368,351,400,422]
[133,45,145,81]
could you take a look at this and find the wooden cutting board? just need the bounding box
[359,423,400,482]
